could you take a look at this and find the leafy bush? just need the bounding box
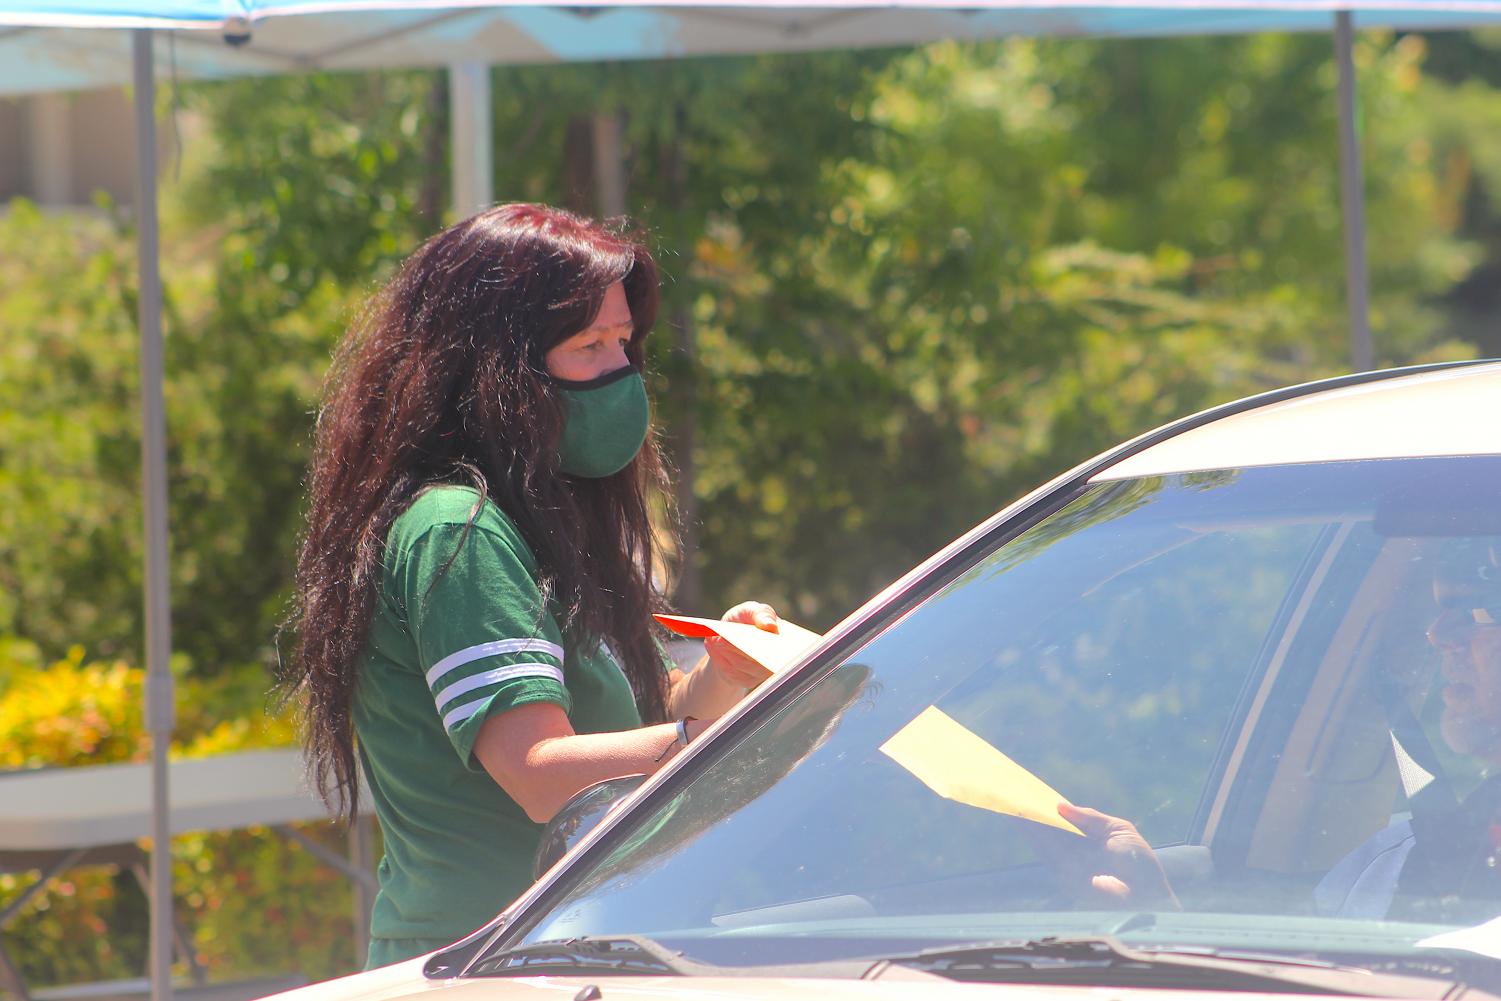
[0,197,337,678]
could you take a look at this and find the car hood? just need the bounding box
[259,960,1394,1001]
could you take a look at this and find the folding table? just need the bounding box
[0,750,375,1001]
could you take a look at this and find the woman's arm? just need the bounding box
[473,703,713,823]
[477,600,786,828]
[475,602,783,824]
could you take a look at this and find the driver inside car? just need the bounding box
[1315,540,1501,922]
[1059,540,1501,922]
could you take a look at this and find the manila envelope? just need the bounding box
[879,705,1083,836]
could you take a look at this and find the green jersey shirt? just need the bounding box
[354,485,643,953]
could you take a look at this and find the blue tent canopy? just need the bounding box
[6,2,1501,94]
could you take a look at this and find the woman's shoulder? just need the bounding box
[390,485,527,552]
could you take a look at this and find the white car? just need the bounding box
[272,359,1501,1001]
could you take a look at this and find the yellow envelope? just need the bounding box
[654,614,822,679]
[879,705,1083,836]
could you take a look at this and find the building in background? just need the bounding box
[1,90,139,207]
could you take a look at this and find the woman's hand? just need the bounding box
[665,601,781,720]
[1040,803,1181,910]
[704,601,781,691]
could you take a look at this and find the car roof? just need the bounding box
[1093,360,1501,481]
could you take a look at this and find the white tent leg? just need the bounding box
[1335,11,1374,372]
[23,93,74,206]
[133,28,176,1001]
[592,110,626,218]
[449,61,492,220]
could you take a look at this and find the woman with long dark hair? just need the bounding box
[285,203,775,968]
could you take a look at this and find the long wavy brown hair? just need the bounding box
[285,203,674,817]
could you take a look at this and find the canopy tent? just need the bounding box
[5,5,1501,1001]
[4,2,1501,92]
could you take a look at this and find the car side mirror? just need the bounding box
[533,773,648,880]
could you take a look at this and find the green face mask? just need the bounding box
[553,366,651,478]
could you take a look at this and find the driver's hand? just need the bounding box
[1050,802,1181,910]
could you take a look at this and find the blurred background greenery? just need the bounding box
[2,28,1499,988]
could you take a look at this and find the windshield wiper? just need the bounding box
[869,935,1490,998]
[462,930,1501,995]
[467,935,693,978]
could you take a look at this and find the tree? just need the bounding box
[2,34,1492,670]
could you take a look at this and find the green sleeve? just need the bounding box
[391,518,572,768]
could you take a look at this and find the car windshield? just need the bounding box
[502,456,1501,977]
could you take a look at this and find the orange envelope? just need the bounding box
[654,614,822,679]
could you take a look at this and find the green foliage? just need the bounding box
[6,34,1494,665]
[182,71,441,307]
[0,196,317,675]
[660,35,1482,625]
[0,647,146,769]
[0,202,146,660]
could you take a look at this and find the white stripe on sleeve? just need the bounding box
[442,699,490,732]
[424,638,566,687]
[433,662,565,718]
[439,665,563,732]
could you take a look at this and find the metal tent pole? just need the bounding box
[449,61,493,219]
[132,28,176,1001]
[1334,11,1374,372]
[591,110,626,218]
